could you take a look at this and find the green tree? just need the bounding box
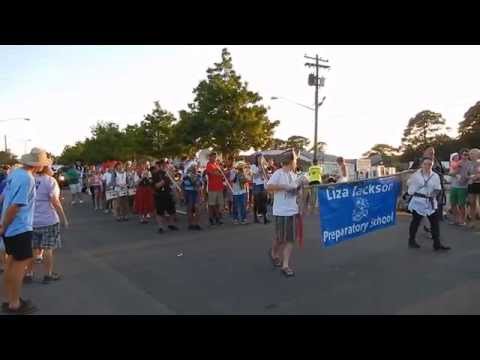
[309,141,327,154]
[458,101,480,148]
[133,102,178,158]
[0,150,18,165]
[270,138,288,150]
[400,110,448,161]
[285,135,310,152]
[363,144,399,158]
[180,48,279,159]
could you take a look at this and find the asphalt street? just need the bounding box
[2,191,480,315]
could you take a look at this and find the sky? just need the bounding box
[1,45,479,159]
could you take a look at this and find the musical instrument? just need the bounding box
[216,162,234,193]
[165,164,183,192]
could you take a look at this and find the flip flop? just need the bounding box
[281,267,295,277]
[268,249,282,267]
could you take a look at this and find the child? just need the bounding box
[113,162,129,222]
[230,162,250,225]
[182,163,203,230]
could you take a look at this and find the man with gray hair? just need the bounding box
[1,148,51,314]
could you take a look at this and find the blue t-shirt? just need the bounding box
[0,168,36,237]
[182,174,202,192]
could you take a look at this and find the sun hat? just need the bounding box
[19,148,52,167]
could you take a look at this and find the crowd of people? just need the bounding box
[406,146,480,250]
[4,142,478,314]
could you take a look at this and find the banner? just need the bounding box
[318,176,401,247]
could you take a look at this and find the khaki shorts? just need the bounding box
[208,191,224,206]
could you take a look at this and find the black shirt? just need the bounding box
[152,170,172,194]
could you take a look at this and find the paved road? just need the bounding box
[3,191,480,315]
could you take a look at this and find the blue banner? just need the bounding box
[318,177,401,247]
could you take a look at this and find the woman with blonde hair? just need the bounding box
[25,165,69,284]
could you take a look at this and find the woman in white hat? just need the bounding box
[1,148,50,314]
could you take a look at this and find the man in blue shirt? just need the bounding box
[0,148,51,314]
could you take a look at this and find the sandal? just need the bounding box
[281,267,295,277]
[2,298,38,315]
[43,273,62,284]
[268,249,282,268]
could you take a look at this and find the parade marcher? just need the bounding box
[126,162,136,210]
[112,162,129,222]
[230,161,249,225]
[250,154,270,224]
[407,157,451,251]
[467,148,480,229]
[133,163,154,224]
[102,165,115,214]
[223,159,234,217]
[65,165,83,205]
[152,160,179,233]
[24,165,69,284]
[205,152,225,226]
[266,150,308,277]
[181,162,203,230]
[448,148,470,226]
[1,148,51,314]
[410,147,447,221]
[335,157,349,183]
[87,165,103,210]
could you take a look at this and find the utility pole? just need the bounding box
[4,134,7,152]
[305,54,330,163]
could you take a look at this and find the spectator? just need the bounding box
[1,148,51,314]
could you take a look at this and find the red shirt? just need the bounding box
[206,161,224,192]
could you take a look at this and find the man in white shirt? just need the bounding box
[407,157,451,251]
[266,150,308,277]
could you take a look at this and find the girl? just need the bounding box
[266,150,308,277]
[133,163,154,224]
[336,157,349,183]
[407,157,451,251]
[230,162,250,225]
[113,162,129,222]
[88,165,103,210]
[25,166,69,284]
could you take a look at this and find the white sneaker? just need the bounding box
[79,200,84,204]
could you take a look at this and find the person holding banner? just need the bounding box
[266,150,308,277]
[113,162,130,222]
[335,157,349,183]
[407,157,451,251]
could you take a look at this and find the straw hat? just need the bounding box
[19,148,52,167]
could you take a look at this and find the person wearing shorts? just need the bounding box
[449,149,470,226]
[1,148,51,314]
[266,150,308,278]
[152,160,179,233]
[206,152,225,226]
[24,166,69,284]
[66,165,83,205]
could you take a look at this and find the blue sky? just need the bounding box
[1,45,480,159]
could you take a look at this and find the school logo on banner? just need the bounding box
[318,177,401,247]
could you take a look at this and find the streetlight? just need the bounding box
[270,95,326,158]
[270,96,315,111]
[0,117,30,123]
